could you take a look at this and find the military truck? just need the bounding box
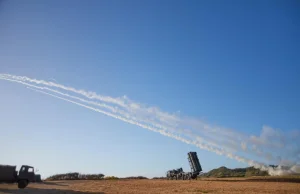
[166,152,202,180]
[0,165,39,189]
[166,168,184,180]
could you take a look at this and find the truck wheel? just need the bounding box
[18,180,28,189]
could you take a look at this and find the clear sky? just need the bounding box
[0,0,299,178]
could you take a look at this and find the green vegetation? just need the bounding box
[199,166,269,178]
[46,172,105,181]
[104,176,119,180]
[46,173,149,181]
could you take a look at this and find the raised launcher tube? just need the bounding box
[187,152,202,178]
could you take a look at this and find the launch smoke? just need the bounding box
[0,74,299,176]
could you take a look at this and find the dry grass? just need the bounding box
[0,178,300,194]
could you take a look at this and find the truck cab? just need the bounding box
[17,165,35,189]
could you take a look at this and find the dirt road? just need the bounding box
[0,179,300,194]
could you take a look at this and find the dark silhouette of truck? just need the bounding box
[166,152,202,180]
[0,165,40,189]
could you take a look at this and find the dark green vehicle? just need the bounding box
[0,165,39,189]
[166,152,202,180]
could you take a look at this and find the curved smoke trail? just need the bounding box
[0,76,279,162]
[0,74,299,175]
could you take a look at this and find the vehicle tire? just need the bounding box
[18,180,28,189]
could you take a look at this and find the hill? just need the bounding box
[199,166,269,178]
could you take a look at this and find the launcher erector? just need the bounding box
[166,152,202,180]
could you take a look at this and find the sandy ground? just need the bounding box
[0,178,300,194]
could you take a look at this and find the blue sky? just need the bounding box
[0,0,299,178]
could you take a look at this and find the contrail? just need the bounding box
[4,74,290,155]
[0,76,278,162]
[0,74,127,108]
[0,74,292,162]
[1,74,299,175]
[0,74,270,153]
[0,75,297,161]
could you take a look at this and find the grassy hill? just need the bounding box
[199,166,269,178]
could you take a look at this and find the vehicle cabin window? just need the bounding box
[28,168,33,173]
[21,167,26,172]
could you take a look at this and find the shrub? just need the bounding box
[46,172,104,181]
[104,176,119,180]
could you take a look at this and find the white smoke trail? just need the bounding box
[0,74,128,108]
[0,74,299,175]
[0,76,276,161]
[0,74,292,163]
[1,74,290,155]
[0,75,277,155]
